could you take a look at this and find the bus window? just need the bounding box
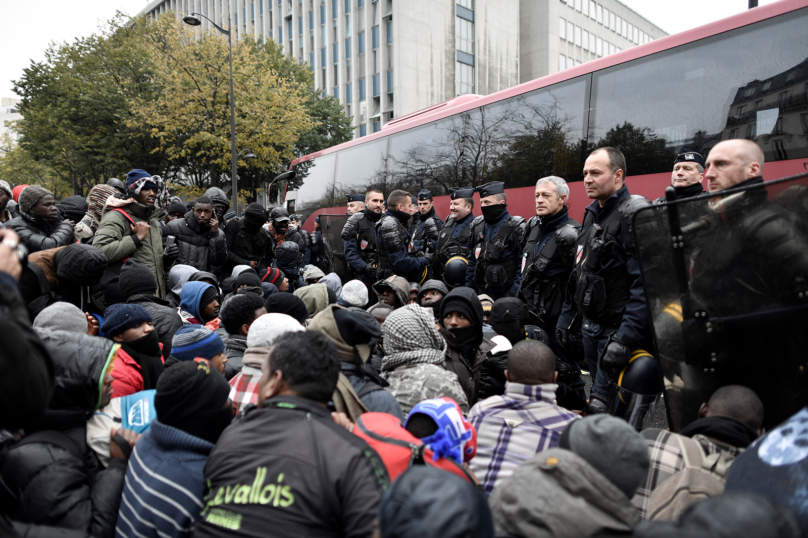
[334,137,388,199]
[471,75,589,186]
[588,8,808,174]
[291,152,337,211]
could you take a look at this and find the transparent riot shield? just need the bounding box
[319,214,350,284]
[632,174,808,431]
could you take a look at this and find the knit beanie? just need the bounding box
[33,302,88,334]
[441,295,478,327]
[18,185,52,214]
[101,303,153,339]
[246,313,306,348]
[232,265,253,278]
[558,415,650,499]
[340,280,369,307]
[264,293,309,325]
[53,244,108,285]
[171,325,225,362]
[261,267,284,287]
[235,271,262,290]
[419,280,449,301]
[167,201,187,215]
[119,258,159,299]
[12,185,28,203]
[0,180,12,199]
[125,169,155,191]
[244,202,268,225]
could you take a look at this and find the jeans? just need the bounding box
[582,317,619,400]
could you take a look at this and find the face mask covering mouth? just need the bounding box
[481,203,507,224]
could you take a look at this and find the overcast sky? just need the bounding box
[0,0,783,100]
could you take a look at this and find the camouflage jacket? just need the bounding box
[382,363,469,415]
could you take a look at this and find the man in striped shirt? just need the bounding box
[469,340,580,495]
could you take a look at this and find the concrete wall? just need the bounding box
[475,0,520,97]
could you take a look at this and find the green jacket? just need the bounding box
[94,201,169,298]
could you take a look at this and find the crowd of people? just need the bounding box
[0,138,806,538]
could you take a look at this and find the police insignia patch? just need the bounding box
[360,240,368,250]
[576,245,584,264]
[475,247,481,259]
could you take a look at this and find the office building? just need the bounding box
[139,0,665,137]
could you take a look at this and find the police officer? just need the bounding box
[435,187,477,282]
[466,181,527,301]
[377,189,431,284]
[342,189,385,289]
[289,214,311,266]
[517,176,580,364]
[653,146,706,204]
[555,147,651,415]
[346,194,365,216]
[411,189,444,257]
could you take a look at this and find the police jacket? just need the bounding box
[411,208,443,254]
[377,209,430,283]
[517,207,580,323]
[435,213,476,276]
[163,210,227,272]
[466,209,527,295]
[652,182,704,204]
[342,208,381,274]
[557,184,650,349]
[225,217,275,274]
[193,396,388,538]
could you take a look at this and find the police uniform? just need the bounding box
[517,206,581,368]
[653,148,706,204]
[376,205,431,285]
[556,184,652,408]
[466,182,527,301]
[342,207,382,289]
[411,189,444,257]
[346,193,365,216]
[435,187,477,281]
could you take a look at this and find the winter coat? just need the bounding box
[109,345,164,399]
[93,197,168,298]
[223,333,247,380]
[224,217,274,274]
[0,329,125,538]
[192,395,389,538]
[127,294,184,359]
[115,419,213,538]
[490,447,640,538]
[55,195,88,226]
[441,326,494,408]
[341,362,403,420]
[272,241,305,292]
[6,213,74,253]
[163,211,227,272]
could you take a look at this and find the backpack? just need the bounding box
[647,434,732,521]
[354,412,476,484]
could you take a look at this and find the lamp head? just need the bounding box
[183,16,202,26]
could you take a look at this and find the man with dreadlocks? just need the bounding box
[94,169,179,299]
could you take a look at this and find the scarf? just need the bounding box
[364,207,382,223]
[121,332,164,390]
[86,184,118,222]
[674,182,704,199]
[481,203,508,224]
[679,415,759,448]
[447,326,481,360]
[332,373,370,422]
[225,334,248,354]
[381,304,448,372]
[127,174,169,210]
[388,208,411,227]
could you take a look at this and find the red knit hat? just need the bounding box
[12,184,28,203]
[261,267,283,286]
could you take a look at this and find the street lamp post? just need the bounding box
[183,12,239,216]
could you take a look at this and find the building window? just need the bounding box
[345,0,351,12]
[386,19,392,44]
[372,73,380,96]
[321,47,326,66]
[801,113,808,133]
[456,61,474,95]
[309,52,314,67]
[457,0,472,8]
[358,0,364,7]
[778,91,788,105]
[387,69,393,92]
[567,56,574,70]
[332,0,337,17]
[372,25,379,48]
[358,31,365,53]
[360,124,367,136]
[346,16,351,36]
[346,82,352,103]
[774,139,788,160]
[582,30,589,51]
[334,86,339,99]
[610,12,616,32]
[574,26,581,47]
[309,10,314,28]
[333,42,338,62]
[729,128,738,139]
[298,16,303,34]
[372,119,380,133]
[582,0,588,16]
[359,77,366,100]
[559,18,566,40]
[597,4,602,24]
[596,36,602,56]
[616,15,621,34]
[320,2,325,21]
[457,17,473,53]
[575,0,581,11]
[345,37,351,57]
[279,25,282,40]
[559,53,566,71]
[746,123,756,139]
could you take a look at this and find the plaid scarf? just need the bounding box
[128,174,169,210]
[381,304,448,372]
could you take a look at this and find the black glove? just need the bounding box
[424,251,434,264]
[555,327,570,351]
[601,333,632,378]
[163,243,179,266]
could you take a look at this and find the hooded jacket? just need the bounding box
[0,330,126,538]
[294,283,330,319]
[56,195,88,225]
[372,276,410,309]
[164,210,227,273]
[225,217,274,274]
[6,212,75,254]
[193,395,389,538]
[179,281,217,324]
[490,448,640,538]
[272,241,305,292]
[127,294,184,359]
[93,195,169,298]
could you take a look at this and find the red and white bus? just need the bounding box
[282,0,808,231]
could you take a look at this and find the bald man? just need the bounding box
[468,340,579,495]
[686,139,808,429]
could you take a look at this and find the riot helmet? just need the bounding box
[606,349,663,430]
[106,178,125,194]
[443,256,468,289]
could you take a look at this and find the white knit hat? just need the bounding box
[247,312,306,348]
[341,279,369,307]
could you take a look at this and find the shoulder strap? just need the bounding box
[111,208,136,226]
[12,430,83,460]
[357,381,385,398]
[538,234,559,261]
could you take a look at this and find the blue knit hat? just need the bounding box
[125,169,157,192]
[101,304,153,339]
[171,325,225,362]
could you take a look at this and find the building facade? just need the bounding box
[0,98,22,141]
[139,0,664,138]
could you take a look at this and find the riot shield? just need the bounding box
[632,174,808,431]
[319,214,350,284]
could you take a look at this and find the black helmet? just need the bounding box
[270,206,290,222]
[607,349,664,429]
[106,178,125,194]
[443,256,468,289]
